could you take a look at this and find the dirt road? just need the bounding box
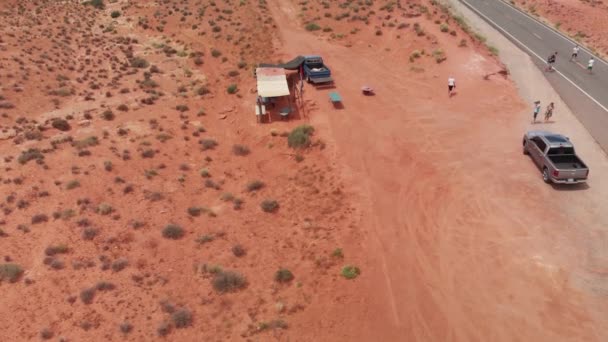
[269,0,608,341]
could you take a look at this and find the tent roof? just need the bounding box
[256,67,290,97]
[258,55,305,70]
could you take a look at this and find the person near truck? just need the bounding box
[544,102,554,122]
[533,100,541,123]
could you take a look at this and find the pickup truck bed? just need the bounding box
[310,76,333,84]
[548,155,587,170]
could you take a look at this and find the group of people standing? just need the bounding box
[532,100,554,123]
[545,44,595,73]
[535,44,599,123]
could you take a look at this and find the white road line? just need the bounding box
[460,0,608,114]
[533,33,542,40]
[497,0,608,67]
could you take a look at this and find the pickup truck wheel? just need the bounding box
[542,168,552,184]
[522,141,528,155]
[306,76,311,83]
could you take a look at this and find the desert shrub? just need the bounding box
[40,328,53,340]
[162,224,184,239]
[220,192,234,202]
[104,161,112,171]
[74,136,99,149]
[119,322,133,334]
[141,149,155,158]
[409,50,421,62]
[81,227,98,240]
[440,23,449,32]
[25,130,43,140]
[199,168,211,177]
[0,263,23,282]
[232,244,246,257]
[226,84,238,94]
[196,235,214,244]
[246,180,264,192]
[194,57,203,65]
[212,270,247,292]
[52,118,71,131]
[287,125,314,149]
[80,287,96,304]
[488,45,499,56]
[157,321,171,336]
[237,61,247,69]
[233,198,244,210]
[413,23,425,36]
[459,39,468,47]
[66,180,80,190]
[84,0,104,9]
[96,281,116,291]
[117,104,129,112]
[204,179,220,190]
[274,268,294,283]
[232,144,250,156]
[45,245,68,256]
[112,258,128,272]
[18,148,44,164]
[260,199,279,213]
[50,259,65,270]
[211,49,222,57]
[97,203,113,215]
[31,214,48,224]
[341,265,360,279]
[130,57,149,68]
[332,248,344,258]
[176,104,189,112]
[305,22,321,31]
[200,139,218,150]
[228,70,240,77]
[171,308,193,328]
[102,110,115,121]
[195,86,210,96]
[111,10,121,18]
[432,49,446,63]
[188,206,202,216]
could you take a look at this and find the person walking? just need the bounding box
[448,76,456,96]
[545,52,557,71]
[544,102,554,122]
[588,57,595,74]
[533,100,541,123]
[570,45,580,62]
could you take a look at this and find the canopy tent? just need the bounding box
[256,67,290,97]
[258,55,305,70]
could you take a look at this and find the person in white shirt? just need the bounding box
[570,45,580,61]
[448,77,456,96]
[588,57,595,74]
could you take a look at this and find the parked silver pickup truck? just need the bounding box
[523,131,589,184]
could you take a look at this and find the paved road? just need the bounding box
[460,0,608,151]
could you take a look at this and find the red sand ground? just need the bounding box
[1,0,608,341]
[513,0,608,57]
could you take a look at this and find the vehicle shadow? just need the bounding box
[550,182,590,191]
[531,120,556,124]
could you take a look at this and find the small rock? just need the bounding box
[218,114,227,120]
